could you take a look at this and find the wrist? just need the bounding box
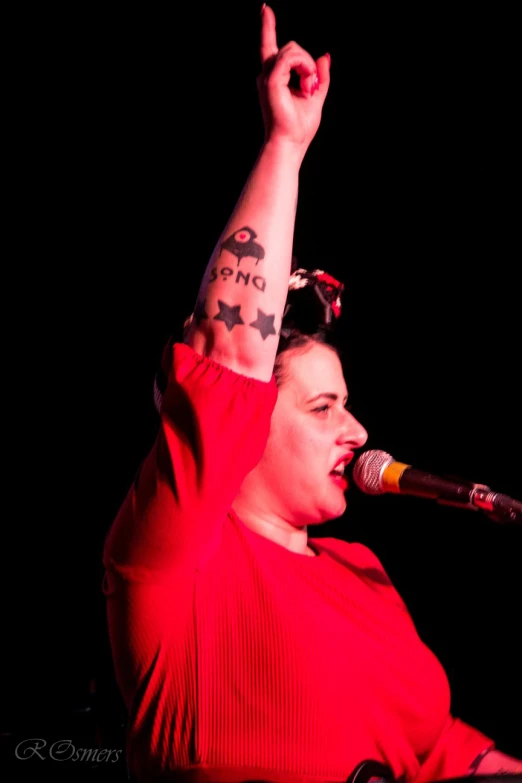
[262,136,308,168]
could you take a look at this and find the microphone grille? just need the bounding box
[353,449,395,495]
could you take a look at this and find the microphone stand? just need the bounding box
[470,484,522,526]
[438,480,522,526]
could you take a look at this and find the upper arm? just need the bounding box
[187,315,277,383]
[103,342,278,575]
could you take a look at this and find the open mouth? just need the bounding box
[329,454,353,491]
[330,472,349,490]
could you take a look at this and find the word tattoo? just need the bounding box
[209,266,266,292]
[212,301,277,340]
[220,226,265,266]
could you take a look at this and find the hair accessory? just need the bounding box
[281,268,344,338]
[287,268,344,321]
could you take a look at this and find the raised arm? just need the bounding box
[186,5,330,382]
[103,8,331,575]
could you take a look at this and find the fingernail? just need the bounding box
[261,3,266,13]
[311,73,319,95]
[325,53,331,68]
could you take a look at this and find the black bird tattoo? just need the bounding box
[220,227,265,266]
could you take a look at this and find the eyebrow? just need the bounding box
[306,392,349,405]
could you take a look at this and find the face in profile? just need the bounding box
[251,342,368,526]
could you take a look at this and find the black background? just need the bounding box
[3,0,520,777]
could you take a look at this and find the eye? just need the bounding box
[312,404,331,415]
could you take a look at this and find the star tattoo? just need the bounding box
[213,300,245,332]
[249,309,277,341]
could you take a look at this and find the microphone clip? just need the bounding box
[470,485,522,526]
[439,477,522,525]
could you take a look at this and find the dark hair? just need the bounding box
[274,329,339,388]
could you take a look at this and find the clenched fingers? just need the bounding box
[266,41,319,96]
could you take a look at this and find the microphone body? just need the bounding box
[353,450,522,524]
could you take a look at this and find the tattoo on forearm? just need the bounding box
[468,748,494,776]
[211,300,277,340]
[209,266,266,292]
[213,300,245,332]
[220,227,265,266]
[249,308,277,340]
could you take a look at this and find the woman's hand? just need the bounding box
[257,5,330,157]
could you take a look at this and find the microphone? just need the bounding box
[352,450,522,525]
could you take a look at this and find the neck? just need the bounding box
[231,498,315,556]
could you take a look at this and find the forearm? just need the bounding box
[187,138,302,381]
[470,748,522,775]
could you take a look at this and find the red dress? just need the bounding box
[103,342,493,782]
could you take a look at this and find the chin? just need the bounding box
[330,493,348,518]
[329,503,347,521]
[313,500,347,525]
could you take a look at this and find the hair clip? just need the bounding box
[287,268,344,326]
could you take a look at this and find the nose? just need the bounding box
[337,409,368,450]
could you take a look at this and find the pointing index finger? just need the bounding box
[260,5,278,65]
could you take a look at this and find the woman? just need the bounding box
[103,6,521,781]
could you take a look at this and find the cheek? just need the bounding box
[266,402,331,475]
[265,421,302,465]
[269,422,325,476]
